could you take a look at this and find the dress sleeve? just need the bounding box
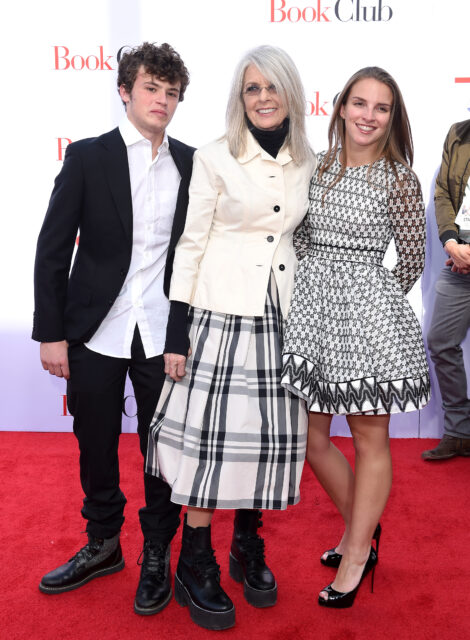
[293,213,312,260]
[388,169,426,295]
[293,177,315,260]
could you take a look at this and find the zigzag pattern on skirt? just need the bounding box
[281,353,431,415]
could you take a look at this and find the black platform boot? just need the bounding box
[134,540,172,615]
[229,510,277,607]
[174,516,235,630]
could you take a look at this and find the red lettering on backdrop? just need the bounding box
[57,138,71,161]
[99,46,113,70]
[53,46,114,70]
[306,93,329,116]
[54,46,70,70]
[62,395,70,416]
[270,0,331,22]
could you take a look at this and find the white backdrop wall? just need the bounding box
[2,0,470,436]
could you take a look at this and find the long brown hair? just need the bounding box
[319,66,414,187]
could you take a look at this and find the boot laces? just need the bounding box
[137,541,167,580]
[194,547,221,581]
[241,533,266,562]
[68,537,103,564]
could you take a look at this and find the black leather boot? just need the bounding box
[39,533,124,594]
[174,516,235,630]
[229,510,277,607]
[134,541,172,615]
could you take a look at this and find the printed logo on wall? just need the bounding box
[53,45,133,71]
[57,138,71,161]
[61,395,70,416]
[306,92,329,116]
[61,394,138,418]
[270,0,393,23]
[53,46,114,70]
[123,395,137,419]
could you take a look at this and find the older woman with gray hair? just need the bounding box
[146,45,315,630]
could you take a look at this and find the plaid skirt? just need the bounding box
[146,274,307,510]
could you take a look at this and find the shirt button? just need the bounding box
[279,264,285,271]
[267,236,274,243]
[273,205,280,212]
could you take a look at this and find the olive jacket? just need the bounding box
[435,119,470,245]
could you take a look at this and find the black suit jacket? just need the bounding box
[32,127,195,344]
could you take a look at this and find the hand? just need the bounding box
[164,348,191,382]
[445,242,470,270]
[445,257,470,274]
[40,340,70,379]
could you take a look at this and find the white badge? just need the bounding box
[456,180,470,230]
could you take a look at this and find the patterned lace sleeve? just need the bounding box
[293,213,312,260]
[388,167,426,295]
[293,172,317,260]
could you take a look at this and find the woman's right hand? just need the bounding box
[164,349,191,381]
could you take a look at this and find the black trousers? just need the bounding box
[66,326,181,543]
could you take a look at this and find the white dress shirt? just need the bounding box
[86,117,181,358]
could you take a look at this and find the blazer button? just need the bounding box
[108,299,114,306]
[279,264,285,271]
[273,205,280,212]
[267,235,274,242]
[120,268,126,276]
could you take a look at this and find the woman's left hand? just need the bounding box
[164,351,189,381]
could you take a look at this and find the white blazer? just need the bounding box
[169,131,316,317]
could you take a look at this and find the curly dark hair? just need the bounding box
[117,42,189,103]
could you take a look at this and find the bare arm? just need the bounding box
[40,340,70,379]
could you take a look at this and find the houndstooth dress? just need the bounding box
[146,274,307,509]
[281,153,430,415]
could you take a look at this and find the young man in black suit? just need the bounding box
[32,42,195,615]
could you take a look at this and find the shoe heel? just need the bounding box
[370,564,376,593]
[174,574,187,608]
[229,552,243,583]
[371,522,381,593]
[373,523,382,557]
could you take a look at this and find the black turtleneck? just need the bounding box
[247,118,289,158]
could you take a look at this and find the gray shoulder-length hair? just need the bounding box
[225,45,312,165]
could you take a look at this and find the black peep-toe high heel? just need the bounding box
[318,548,378,608]
[318,524,381,608]
[320,522,382,569]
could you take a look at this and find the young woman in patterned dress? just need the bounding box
[281,67,430,608]
[146,46,315,629]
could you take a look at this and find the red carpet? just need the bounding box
[1,432,468,640]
